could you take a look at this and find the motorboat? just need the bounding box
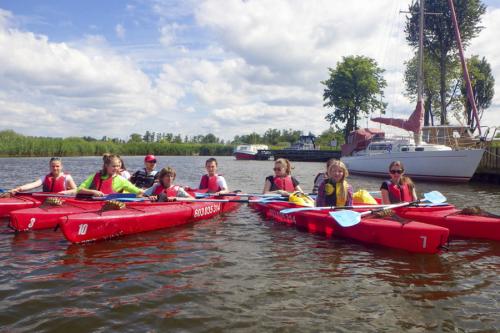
[233,144,269,160]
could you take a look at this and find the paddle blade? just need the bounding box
[280,207,312,214]
[423,191,446,204]
[329,210,361,227]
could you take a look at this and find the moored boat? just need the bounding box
[233,144,269,160]
[251,201,449,254]
[0,193,43,218]
[60,196,241,243]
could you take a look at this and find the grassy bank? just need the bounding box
[0,131,234,157]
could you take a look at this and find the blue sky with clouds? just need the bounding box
[0,0,499,140]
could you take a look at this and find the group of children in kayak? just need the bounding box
[4,154,229,202]
[4,154,418,206]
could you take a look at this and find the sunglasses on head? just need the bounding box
[390,169,404,174]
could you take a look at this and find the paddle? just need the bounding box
[31,192,138,200]
[194,192,284,199]
[281,191,448,214]
[329,191,447,227]
[281,204,403,215]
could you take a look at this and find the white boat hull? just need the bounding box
[341,149,485,182]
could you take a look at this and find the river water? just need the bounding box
[0,156,498,332]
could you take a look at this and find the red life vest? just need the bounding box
[199,175,221,193]
[384,180,413,203]
[42,173,68,192]
[271,176,295,192]
[153,184,180,197]
[90,172,115,194]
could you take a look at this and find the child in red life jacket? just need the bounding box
[263,158,302,196]
[380,160,417,204]
[78,154,143,197]
[145,167,193,202]
[198,158,229,195]
[7,157,77,195]
[315,160,353,207]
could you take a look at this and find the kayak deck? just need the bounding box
[251,201,449,254]
[395,205,500,241]
[9,198,105,231]
[0,194,43,218]
[61,196,241,243]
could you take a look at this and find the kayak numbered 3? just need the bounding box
[250,201,449,254]
[395,204,500,241]
[60,196,241,243]
[0,193,43,218]
[9,198,105,231]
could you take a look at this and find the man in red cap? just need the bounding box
[130,154,159,189]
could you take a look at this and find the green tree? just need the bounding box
[403,50,460,125]
[316,128,344,148]
[322,55,387,141]
[263,128,281,145]
[405,0,486,124]
[129,133,143,143]
[460,55,494,128]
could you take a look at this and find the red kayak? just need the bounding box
[9,198,105,231]
[0,193,43,218]
[60,197,241,243]
[395,204,500,241]
[251,201,449,254]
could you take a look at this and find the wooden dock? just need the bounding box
[472,146,500,184]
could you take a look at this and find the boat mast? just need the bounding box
[447,0,482,136]
[414,0,425,145]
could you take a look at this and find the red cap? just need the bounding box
[144,154,156,162]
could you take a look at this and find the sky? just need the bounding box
[0,0,499,141]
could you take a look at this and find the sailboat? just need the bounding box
[341,0,487,182]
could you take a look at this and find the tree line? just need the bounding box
[322,0,495,141]
[0,128,345,157]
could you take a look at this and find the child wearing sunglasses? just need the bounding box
[263,158,302,196]
[380,160,417,204]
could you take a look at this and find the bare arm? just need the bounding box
[381,189,391,205]
[10,179,43,193]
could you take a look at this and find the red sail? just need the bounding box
[371,101,424,134]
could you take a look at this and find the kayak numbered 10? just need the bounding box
[60,196,241,243]
[250,201,450,254]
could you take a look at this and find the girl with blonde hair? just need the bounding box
[315,160,353,207]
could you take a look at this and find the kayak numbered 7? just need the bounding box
[250,200,450,254]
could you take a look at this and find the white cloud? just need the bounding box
[0,0,498,142]
[470,7,500,127]
[0,11,181,138]
[115,23,126,39]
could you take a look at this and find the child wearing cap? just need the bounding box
[130,154,159,189]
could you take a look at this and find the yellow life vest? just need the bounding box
[324,180,348,207]
[352,189,377,205]
[288,192,315,207]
